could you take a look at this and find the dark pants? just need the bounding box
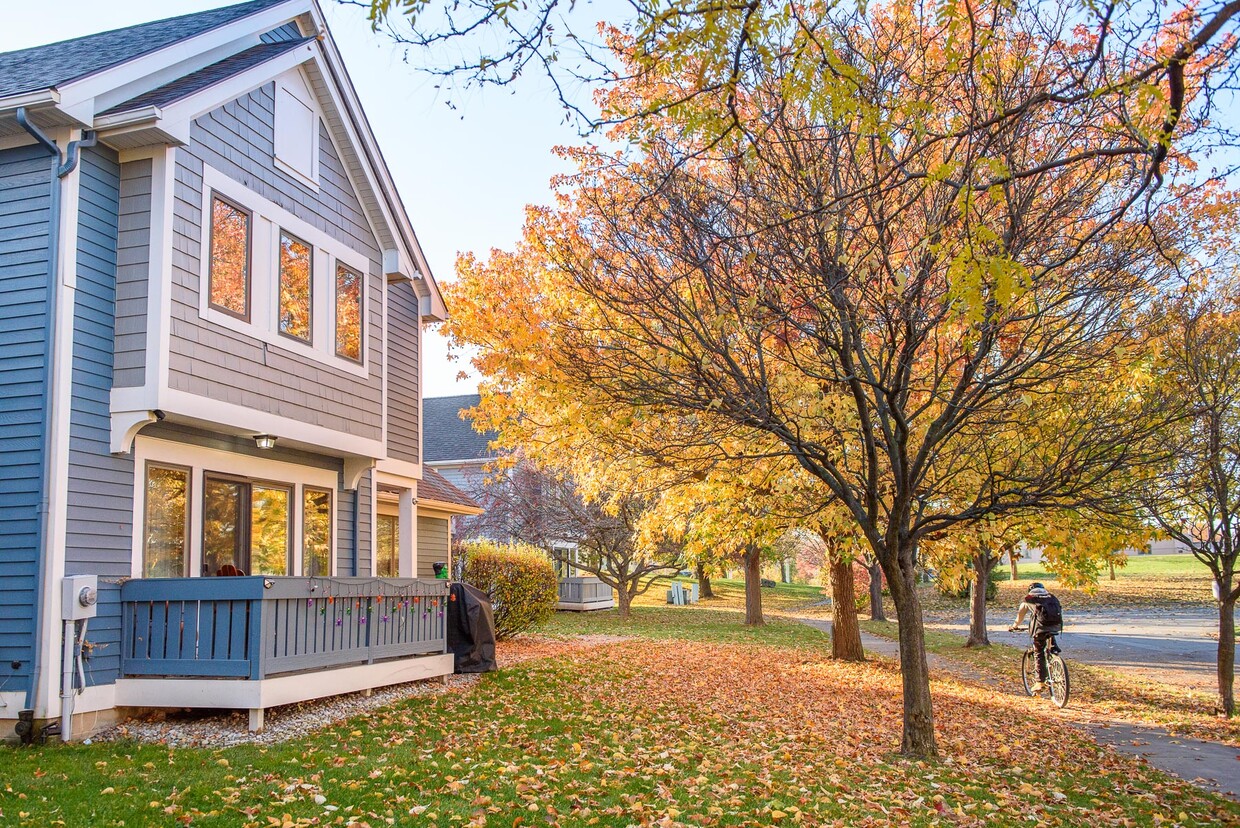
[1033,630,1058,681]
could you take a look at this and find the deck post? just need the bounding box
[248,707,264,732]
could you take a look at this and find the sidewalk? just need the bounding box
[795,616,1240,800]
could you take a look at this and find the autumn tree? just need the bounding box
[924,517,1025,648]
[1140,278,1240,716]
[439,1,1233,756]
[467,459,682,617]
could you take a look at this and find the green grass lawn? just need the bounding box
[3,634,1236,826]
[1002,553,1204,584]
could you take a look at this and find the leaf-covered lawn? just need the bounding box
[859,620,1240,747]
[538,603,825,646]
[2,636,1236,827]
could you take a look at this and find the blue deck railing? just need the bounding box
[121,577,449,680]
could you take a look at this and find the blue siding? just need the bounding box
[260,22,303,43]
[66,146,131,687]
[0,143,52,697]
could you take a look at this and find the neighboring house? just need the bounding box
[424,394,614,611]
[0,0,479,740]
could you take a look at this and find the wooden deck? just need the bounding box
[556,576,615,612]
[118,576,452,730]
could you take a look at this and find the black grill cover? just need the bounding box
[446,582,498,673]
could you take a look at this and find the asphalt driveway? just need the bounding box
[930,605,1230,692]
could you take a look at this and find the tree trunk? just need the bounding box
[1109,560,1117,581]
[829,552,864,661]
[1219,581,1235,717]
[868,558,887,621]
[965,550,992,648]
[780,559,790,583]
[1009,551,1019,582]
[882,543,938,758]
[615,583,633,618]
[696,562,715,599]
[743,545,764,626]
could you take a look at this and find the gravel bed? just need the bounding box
[92,673,481,749]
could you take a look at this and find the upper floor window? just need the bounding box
[335,263,363,362]
[208,195,250,320]
[279,230,312,343]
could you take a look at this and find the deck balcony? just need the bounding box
[556,576,615,612]
[116,576,453,731]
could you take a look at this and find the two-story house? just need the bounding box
[0,0,480,740]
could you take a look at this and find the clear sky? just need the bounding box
[0,0,586,397]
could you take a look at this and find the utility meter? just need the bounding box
[62,575,98,620]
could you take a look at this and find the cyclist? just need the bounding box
[1008,582,1063,693]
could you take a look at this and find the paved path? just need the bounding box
[928,605,1226,692]
[795,616,1240,800]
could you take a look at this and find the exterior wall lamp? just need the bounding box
[253,434,278,450]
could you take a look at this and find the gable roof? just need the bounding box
[98,37,314,116]
[423,395,500,463]
[419,467,483,512]
[0,0,288,99]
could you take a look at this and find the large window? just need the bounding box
[335,263,362,362]
[303,488,333,576]
[143,464,190,577]
[202,475,291,576]
[376,514,398,578]
[208,195,250,319]
[278,230,312,343]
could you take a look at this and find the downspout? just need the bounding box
[15,107,96,721]
[352,487,360,576]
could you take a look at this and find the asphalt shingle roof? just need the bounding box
[98,37,313,116]
[422,394,500,463]
[418,467,482,510]
[0,0,290,99]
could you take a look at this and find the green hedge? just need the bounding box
[461,541,559,639]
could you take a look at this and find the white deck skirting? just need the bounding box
[115,653,453,731]
[556,598,616,612]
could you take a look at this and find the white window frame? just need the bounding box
[130,436,339,578]
[197,164,369,379]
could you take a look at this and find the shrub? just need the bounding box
[461,540,559,639]
[851,561,889,611]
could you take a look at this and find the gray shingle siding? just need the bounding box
[336,470,374,576]
[387,280,420,463]
[416,516,449,579]
[66,145,131,687]
[167,83,384,441]
[114,159,151,388]
[0,143,52,697]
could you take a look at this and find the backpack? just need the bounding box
[1028,593,1063,630]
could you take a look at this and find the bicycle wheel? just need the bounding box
[1047,654,1070,708]
[1021,650,1039,696]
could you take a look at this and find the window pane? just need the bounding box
[303,488,332,576]
[376,514,397,577]
[251,485,290,575]
[144,466,188,577]
[204,478,246,576]
[209,197,249,317]
[279,231,312,342]
[335,263,362,361]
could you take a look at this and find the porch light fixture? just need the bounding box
[254,434,277,450]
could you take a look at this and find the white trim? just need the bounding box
[149,147,176,397]
[0,89,60,114]
[418,499,483,517]
[425,458,492,467]
[34,128,83,721]
[198,163,371,379]
[114,653,452,711]
[56,1,311,121]
[131,435,340,579]
[376,457,421,480]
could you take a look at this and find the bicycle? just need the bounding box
[1008,625,1070,708]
